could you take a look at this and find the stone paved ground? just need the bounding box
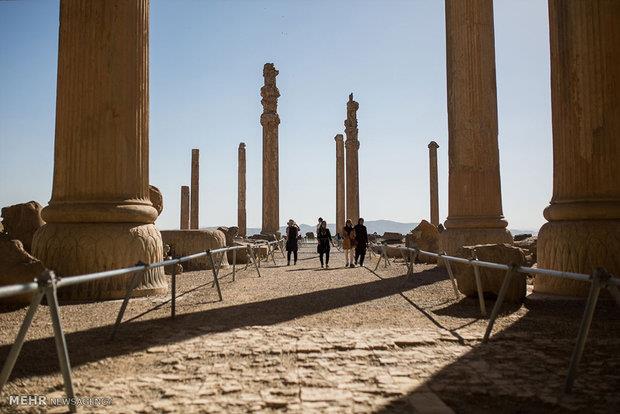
[1,243,619,413]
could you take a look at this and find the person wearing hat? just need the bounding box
[285,219,300,265]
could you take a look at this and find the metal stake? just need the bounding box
[0,290,44,392]
[232,248,237,282]
[45,274,77,413]
[248,245,261,278]
[207,251,223,301]
[111,264,145,340]
[442,254,460,299]
[471,256,487,316]
[171,261,177,318]
[564,268,607,393]
[483,265,516,342]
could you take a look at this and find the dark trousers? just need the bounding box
[319,251,330,266]
[355,246,367,266]
[287,250,298,264]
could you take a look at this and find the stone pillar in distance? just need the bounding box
[335,134,345,236]
[440,0,512,255]
[32,0,166,300]
[180,185,190,230]
[190,148,199,229]
[345,94,360,224]
[535,0,620,296]
[238,142,247,237]
[261,63,280,235]
[428,141,440,226]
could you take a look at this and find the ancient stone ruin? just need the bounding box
[260,63,280,235]
[344,94,361,224]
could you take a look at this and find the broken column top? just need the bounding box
[334,134,344,142]
[239,142,246,149]
[263,63,279,80]
[428,141,439,149]
[192,148,199,155]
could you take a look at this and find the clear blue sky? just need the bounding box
[0,0,551,231]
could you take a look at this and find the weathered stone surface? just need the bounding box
[406,220,440,264]
[536,1,620,296]
[31,0,166,301]
[335,134,345,236]
[428,141,440,226]
[345,94,360,223]
[238,143,247,237]
[1,201,45,253]
[261,63,280,234]
[441,0,512,255]
[513,233,532,242]
[180,185,189,230]
[382,232,403,244]
[218,226,240,261]
[514,236,537,266]
[0,239,45,305]
[305,232,315,240]
[149,185,163,216]
[454,243,527,303]
[190,149,199,230]
[34,223,166,300]
[161,230,228,271]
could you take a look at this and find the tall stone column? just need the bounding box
[180,185,190,230]
[32,0,166,300]
[238,142,247,237]
[335,134,345,236]
[440,0,512,255]
[190,148,199,229]
[260,63,280,235]
[345,94,360,223]
[535,1,620,296]
[428,141,440,226]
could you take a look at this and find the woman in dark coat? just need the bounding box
[285,219,300,265]
[316,220,334,268]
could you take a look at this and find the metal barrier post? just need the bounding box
[44,272,77,413]
[111,263,146,340]
[207,250,223,301]
[232,248,237,282]
[0,290,44,392]
[248,245,261,278]
[270,243,277,266]
[441,253,460,300]
[471,255,487,316]
[382,245,390,268]
[483,264,517,342]
[211,251,225,288]
[373,245,381,271]
[564,268,607,393]
[171,261,177,318]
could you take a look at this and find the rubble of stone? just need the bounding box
[405,220,440,264]
[382,232,404,244]
[453,243,527,303]
[161,229,228,271]
[0,239,45,305]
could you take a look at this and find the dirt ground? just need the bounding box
[0,242,619,413]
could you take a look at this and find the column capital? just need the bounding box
[334,134,344,142]
[428,140,439,150]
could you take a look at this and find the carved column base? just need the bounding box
[535,220,620,297]
[439,227,513,257]
[32,223,167,301]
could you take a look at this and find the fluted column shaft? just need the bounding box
[33,0,166,300]
[335,134,345,235]
[190,148,199,229]
[345,94,360,224]
[428,141,440,226]
[180,185,189,230]
[238,142,247,237]
[440,0,512,254]
[536,0,620,296]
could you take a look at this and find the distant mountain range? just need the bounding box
[247,219,420,237]
[205,220,536,237]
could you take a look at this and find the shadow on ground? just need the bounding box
[0,267,446,380]
[375,295,620,413]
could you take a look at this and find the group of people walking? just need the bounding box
[284,217,368,269]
